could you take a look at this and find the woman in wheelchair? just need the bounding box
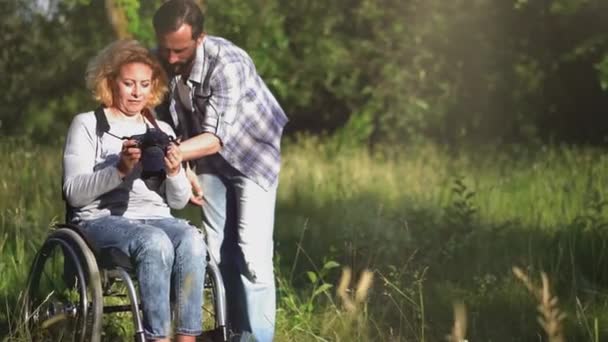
[62,39,205,342]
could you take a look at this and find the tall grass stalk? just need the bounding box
[512,267,566,342]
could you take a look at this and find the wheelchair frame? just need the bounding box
[23,223,229,342]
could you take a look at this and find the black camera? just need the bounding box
[129,128,175,179]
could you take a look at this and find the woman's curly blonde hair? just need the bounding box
[85,39,168,108]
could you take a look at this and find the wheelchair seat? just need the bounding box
[56,223,134,272]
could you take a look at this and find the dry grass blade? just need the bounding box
[354,269,373,304]
[512,267,566,342]
[538,273,567,342]
[337,267,355,312]
[337,267,373,314]
[446,301,467,342]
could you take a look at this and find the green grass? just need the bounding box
[3,135,608,341]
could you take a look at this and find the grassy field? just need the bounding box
[2,135,608,341]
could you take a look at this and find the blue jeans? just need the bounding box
[79,216,206,340]
[198,161,277,342]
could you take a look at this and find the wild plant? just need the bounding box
[440,177,478,261]
[276,258,341,338]
[376,263,427,341]
[445,177,477,232]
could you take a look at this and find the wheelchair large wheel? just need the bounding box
[201,258,229,341]
[23,228,103,342]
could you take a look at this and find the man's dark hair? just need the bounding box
[153,0,204,39]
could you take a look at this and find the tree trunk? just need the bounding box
[105,0,130,39]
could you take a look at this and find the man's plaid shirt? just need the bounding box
[166,36,288,190]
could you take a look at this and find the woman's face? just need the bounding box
[113,62,154,116]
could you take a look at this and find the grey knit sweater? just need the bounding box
[62,110,191,222]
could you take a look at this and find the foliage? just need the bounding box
[0,0,113,143]
[3,0,608,145]
[107,0,165,44]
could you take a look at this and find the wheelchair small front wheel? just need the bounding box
[23,228,103,342]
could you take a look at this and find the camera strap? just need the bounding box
[94,105,110,137]
[141,108,161,131]
[95,106,166,140]
[94,105,129,140]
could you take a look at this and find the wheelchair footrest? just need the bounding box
[104,304,141,314]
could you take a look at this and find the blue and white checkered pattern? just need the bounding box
[168,36,288,190]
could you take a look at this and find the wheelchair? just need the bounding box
[22,222,229,342]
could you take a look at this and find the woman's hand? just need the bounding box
[164,143,183,177]
[117,139,141,178]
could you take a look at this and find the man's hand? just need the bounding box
[186,166,204,206]
[117,139,141,178]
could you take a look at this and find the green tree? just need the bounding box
[0,0,114,142]
[3,0,608,145]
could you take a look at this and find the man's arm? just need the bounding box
[179,132,221,161]
[180,60,247,161]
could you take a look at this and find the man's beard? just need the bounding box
[169,62,186,75]
[168,54,196,77]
